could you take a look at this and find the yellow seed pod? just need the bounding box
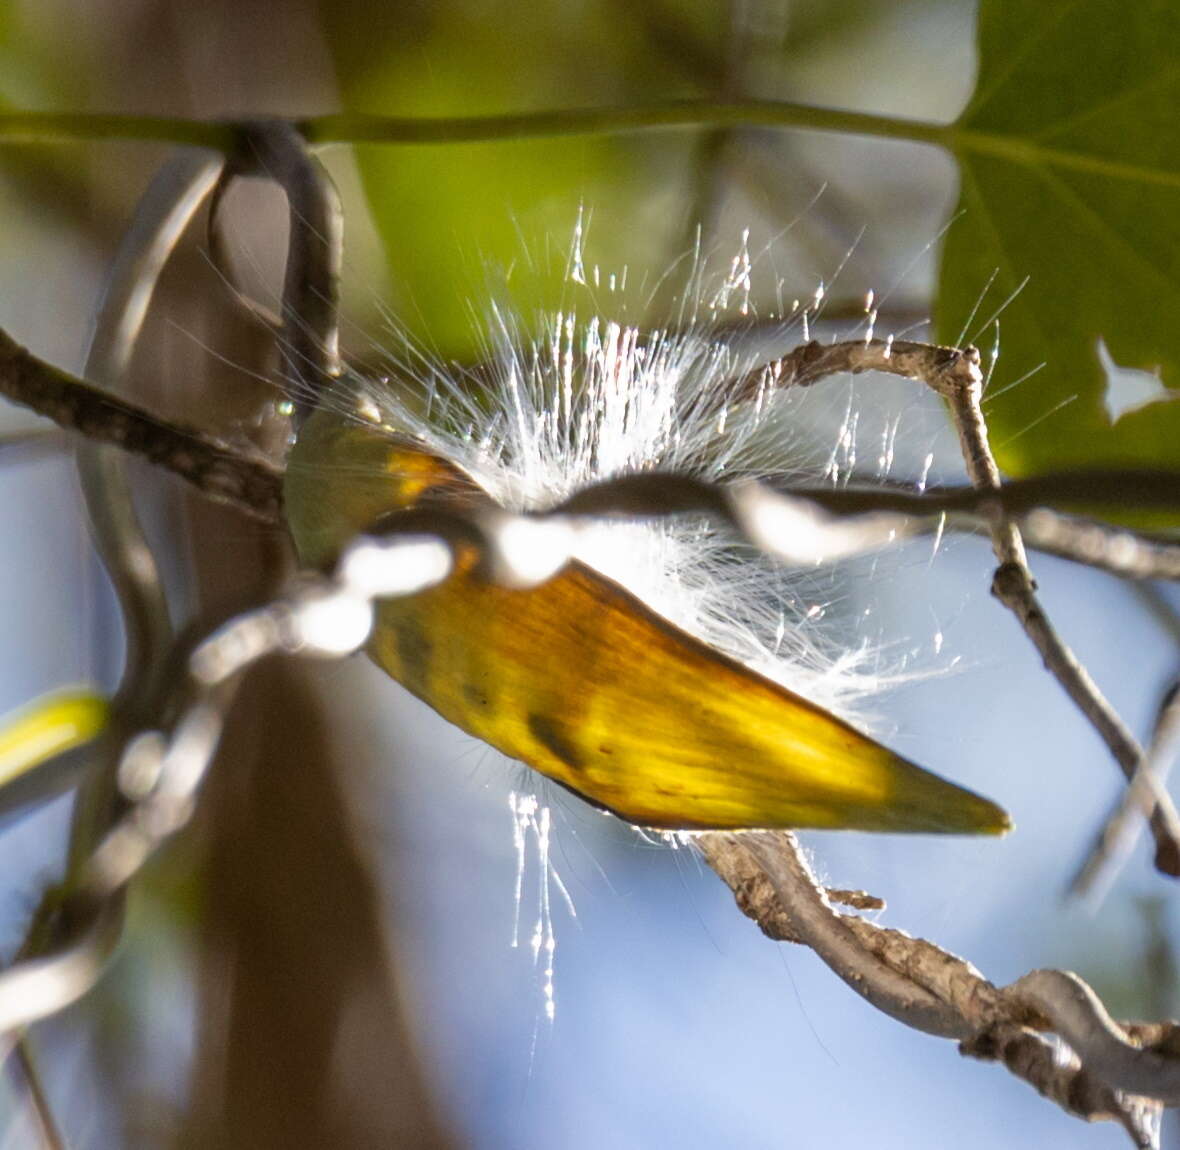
[284,406,1009,835]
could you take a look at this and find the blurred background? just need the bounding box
[0,0,1177,1147]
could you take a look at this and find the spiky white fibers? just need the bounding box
[338,270,892,724]
[303,245,914,1022]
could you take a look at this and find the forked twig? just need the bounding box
[762,340,1180,886]
[698,831,1173,1147]
[735,335,1180,875]
[882,342,1180,877]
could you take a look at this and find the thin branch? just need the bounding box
[65,153,218,924]
[1008,969,1180,1105]
[928,351,1180,878]
[77,151,222,702]
[699,832,1011,1034]
[10,1040,64,1150]
[1017,511,1180,582]
[300,104,943,152]
[0,106,1172,197]
[0,112,238,150]
[228,121,342,422]
[791,487,1180,581]
[558,467,1180,581]
[0,102,947,158]
[960,1026,1161,1149]
[0,901,123,1033]
[792,469,1180,519]
[698,831,1172,1146]
[1072,686,1180,899]
[0,326,282,521]
[728,335,983,400]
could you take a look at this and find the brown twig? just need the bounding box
[1019,511,1180,582]
[960,1025,1161,1149]
[729,335,980,401]
[698,831,1173,1146]
[0,326,282,521]
[925,348,1180,878]
[231,121,342,423]
[773,471,1180,519]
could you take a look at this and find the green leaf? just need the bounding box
[937,0,1180,478]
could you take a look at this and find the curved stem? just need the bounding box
[300,100,949,149]
[0,102,950,153]
[0,113,237,150]
[68,154,223,879]
[1008,970,1180,1106]
[229,122,342,421]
